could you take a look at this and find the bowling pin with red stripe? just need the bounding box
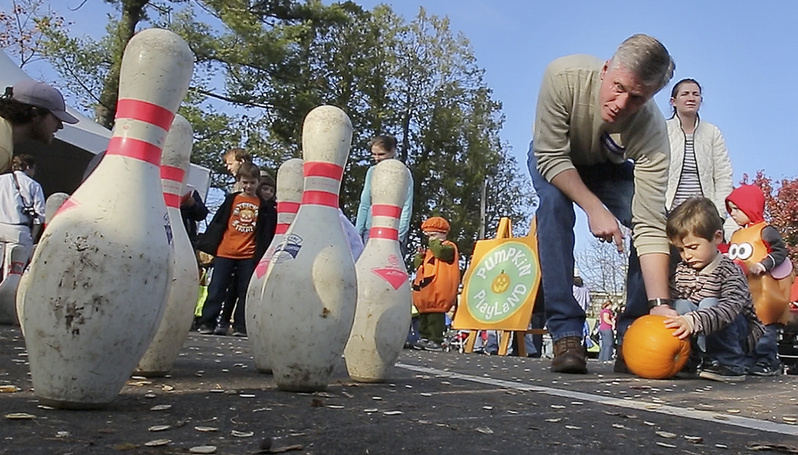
[247,157,303,373]
[344,159,412,382]
[17,28,193,408]
[259,106,356,391]
[0,246,26,325]
[136,114,200,376]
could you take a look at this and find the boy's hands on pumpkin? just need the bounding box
[664,315,693,339]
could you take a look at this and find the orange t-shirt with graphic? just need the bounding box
[216,193,260,259]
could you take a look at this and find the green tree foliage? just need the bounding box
[4,0,536,263]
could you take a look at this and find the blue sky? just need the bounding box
[7,0,798,251]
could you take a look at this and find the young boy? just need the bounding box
[726,184,792,376]
[196,163,277,336]
[664,197,765,382]
[411,216,460,351]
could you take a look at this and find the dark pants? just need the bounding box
[527,142,647,343]
[418,312,446,344]
[675,298,748,374]
[748,323,782,369]
[199,257,257,332]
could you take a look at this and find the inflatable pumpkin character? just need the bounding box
[726,185,795,324]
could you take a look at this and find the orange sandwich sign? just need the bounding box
[453,217,541,331]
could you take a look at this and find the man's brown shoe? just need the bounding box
[550,336,588,374]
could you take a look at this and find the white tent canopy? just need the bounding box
[1,50,210,198]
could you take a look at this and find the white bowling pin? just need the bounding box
[0,245,26,325]
[18,28,193,409]
[44,192,70,227]
[136,114,200,376]
[15,192,70,333]
[259,106,356,391]
[344,159,412,382]
[247,157,303,373]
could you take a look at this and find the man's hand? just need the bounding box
[586,205,625,253]
[664,315,692,339]
[650,304,678,317]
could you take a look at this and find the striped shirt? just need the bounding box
[670,254,765,352]
[670,133,703,210]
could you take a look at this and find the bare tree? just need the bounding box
[575,238,630,303]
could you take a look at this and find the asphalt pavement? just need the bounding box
[1,326,797,455]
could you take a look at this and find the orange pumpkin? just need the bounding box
[622,315,691,379]
[491,270,511,293]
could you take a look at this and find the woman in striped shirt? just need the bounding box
[665,79,736,240]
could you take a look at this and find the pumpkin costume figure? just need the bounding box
[726,184,793,376]
[411,217,460,351]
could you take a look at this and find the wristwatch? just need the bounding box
[647,298,672,309]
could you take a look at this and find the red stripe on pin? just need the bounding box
[163,192,181,208]
[116,98,175,131]
[369,227,398,240]
[161,165,185,183]
[372,204,401,218]
[106,137,162,165]
[304,162,344,180]
[275,224,289,235]
[277,201,300,214]
[301,190,338,207]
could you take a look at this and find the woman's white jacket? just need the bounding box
[665,116,734,216]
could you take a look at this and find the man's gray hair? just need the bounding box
[610,34,675,91]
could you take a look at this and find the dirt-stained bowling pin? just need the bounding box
[17,28,193,409]
[136,114,200,376]
[247,157,303,373]
[344,159,412,382]
[259,106,356,391]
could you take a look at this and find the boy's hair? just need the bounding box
[236,162,260,181]
[369,135,397,151]
[666,197,723,242]
[11,154,36,172]
[224,147,252,163]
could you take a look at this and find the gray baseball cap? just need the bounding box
[11,79,78,124]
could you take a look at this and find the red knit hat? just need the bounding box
[421,216,450,234]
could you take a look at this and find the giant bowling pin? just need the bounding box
[17,28,193,408]
[136,114,200,376]
[344,160,412,382]
[259,106,356,391]
[15,192,70,335]
[247,157,304,373]
[0,246,26,325]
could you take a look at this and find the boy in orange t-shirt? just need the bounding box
[196,163,277,336]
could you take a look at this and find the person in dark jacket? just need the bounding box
[180,186,209,249]
[196,163,277,336]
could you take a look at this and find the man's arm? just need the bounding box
[640,252,676,316]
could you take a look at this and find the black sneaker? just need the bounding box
[425,341,443,352]
[613,349,629,374]
[699,363,746,383]
[232,329,247,337]
[214,325,229,336]
[198,325,215,335]
[412,339,429,350]
[747,363,781,377]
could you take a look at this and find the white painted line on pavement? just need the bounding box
[397,362,798,436]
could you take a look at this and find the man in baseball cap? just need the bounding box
[0,79,78,173]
